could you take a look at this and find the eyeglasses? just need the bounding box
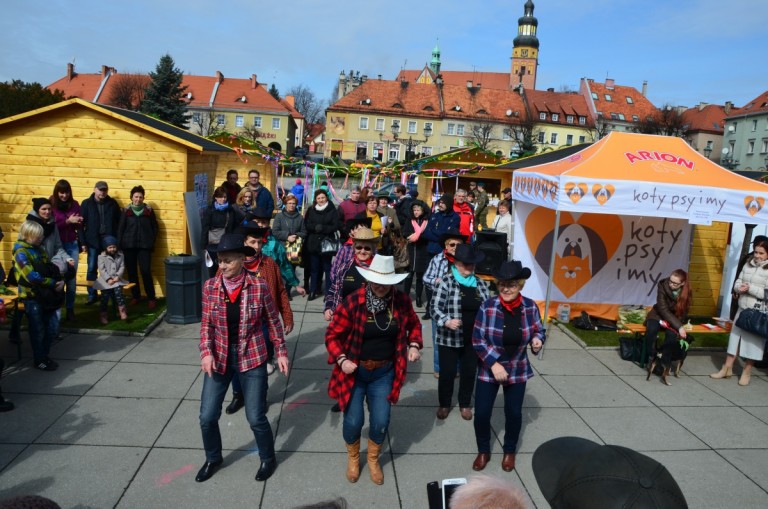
[498,282,521,291]
[354,245,373,252]
[446,242,461,247]
[669,279,684,287]
[249,175,259,179]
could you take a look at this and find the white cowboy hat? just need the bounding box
[356,255,408,285]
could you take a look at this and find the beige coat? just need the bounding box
[94,251,129,291]
[729,256,768,360]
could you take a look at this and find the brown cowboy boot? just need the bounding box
[367,439,384,485]
[345,440,360,482]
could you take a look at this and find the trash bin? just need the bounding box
[164,254,202,324]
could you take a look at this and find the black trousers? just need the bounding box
[403,271,424,301]
[644,318,677,365]
[437,342,477,408]
[123,248,156,300]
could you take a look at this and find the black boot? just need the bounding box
[225,392,244,414]
[66,308,75,322]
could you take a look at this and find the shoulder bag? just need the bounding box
[735,301,768,337]
[321,231,341,255]
[285,236,303,265]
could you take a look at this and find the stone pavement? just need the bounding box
[2,296,768,508]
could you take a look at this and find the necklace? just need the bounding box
[372,302,394,331]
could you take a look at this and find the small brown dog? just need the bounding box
[646,335,694,386]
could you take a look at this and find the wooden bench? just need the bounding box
[619,322,728,368]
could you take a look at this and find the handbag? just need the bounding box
[619,336,642,362]
[735,303,768,337]
[321,232,341,255]
[392,234,409,269]
[285,237,303,265]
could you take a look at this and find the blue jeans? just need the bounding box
[24,299,58,364]
[473,380,526,454]
[86,247,99,299]
[343,363,394,445]
[431,319,439,372]
[231,322,271,395]
[62,241,79,310]
[199,359,274,463]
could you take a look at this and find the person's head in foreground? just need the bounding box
[450,474,530,509]
[533,436,688,509]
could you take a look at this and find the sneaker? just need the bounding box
[34,360,57,371]
[266,362,276,376]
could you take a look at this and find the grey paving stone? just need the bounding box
[276,402,346,453]
[0,444,148,508]
[36,396,180,447]
[1,360,115,396]
[512,452,548,509]
[663,406,768,449]
[49,334,140,361]
[149,321,201,339]
[589,349,647,375]
[696,374,768,406]
[85,362,199,399]
[116,448,265,508]
[574,406,707,452]
[389,406,480,454]
[541,327,582,350]
[718,448,768,492]
[676,351,731,375]
[519,375,568,408]
[545,375,653,408]
[743,405,768,426]
[0,394,79,443]
[282,368,334,406]
[292,342,332,370]
[530,349,613,375]
[0,444,25,471]
[512,407,601,454]
[619,374,733,406]
[121,336,201,365]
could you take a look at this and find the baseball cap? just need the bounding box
[502,187,511,194]
[95,181,109,190]
[533,437,688,509]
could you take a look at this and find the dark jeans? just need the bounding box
[644,319,677,363]
[309,253,332,294]
[474,380,526,454]
[86,247,100,299]
[123,248,155,300]
[403,271,424,302]
[343,363,394,445]
[24,299,58,364]
[199,360,274,463]
[62,240,79,310]
[437,342,477,408]
[231,323,272,394]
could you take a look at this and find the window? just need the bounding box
[254,116,262,128]
[579,116,586,125]
[447,123,456,135]
[272,118,281,129]
[424,122,433,135]
[356,141,367,160]
[538,131,545,143]
[748,140,755,154]
[632,115,639,122]
[456,124,465,136]
[408,120,417,134]
[566,115,574,124]
[552,113,559,122]
[626,96,634,104]
[605,94,612,101]
[618,113,626,121]
[762,140,768,153]
[216,114,225,126]
[550,133,558,144]
[421,146,433,156]
[539,112,547,120]
[591,92,599,100]
[566,134,573,145]
[375,118,385,131]
[373,142,384,161]
[388,143,400,161]
[235,115,244,127]
[610,113,619,120]
[391,119,400,133]
[502,129,512,140]
[753,119,758,131]
[192,112,201,124]
[578,135,586,143]
[359,117,369,130]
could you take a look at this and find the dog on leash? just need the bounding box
[646,321,694,386]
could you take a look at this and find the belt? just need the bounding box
[359,359,391,371]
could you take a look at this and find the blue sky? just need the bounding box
[2,0,766,109]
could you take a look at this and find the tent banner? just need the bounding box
[513,201,692,305]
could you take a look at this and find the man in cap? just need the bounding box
[423,194,460,257]
[79,181,121,305]
[502,187,512,201]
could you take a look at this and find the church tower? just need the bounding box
[510,0,539,90]
[430,41,441,75]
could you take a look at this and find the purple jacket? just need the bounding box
[52,200,82,244]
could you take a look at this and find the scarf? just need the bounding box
[243,253,263,274]
[365,284,391,315]
[214,201,229,211]
[130,204,146,216]
[56,200,71,211]
[408,218,427,241]
[443,249,455,264]
[28,213,55,239]
[451,265,477,288]
[500,293,523,314]
[314,202,329,212]
[222,270,245,303]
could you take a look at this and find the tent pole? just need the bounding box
[540,209,561,360]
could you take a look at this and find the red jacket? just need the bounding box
[454,201,474,237]
[325,286,422,411]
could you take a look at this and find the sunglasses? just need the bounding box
[354,245,373,252]
[446,242,461,247]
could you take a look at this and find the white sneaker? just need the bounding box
[266,362,275,375]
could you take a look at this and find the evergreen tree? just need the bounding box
[0,80,66,119]
[140,54,189,128]
[268,84,280,100]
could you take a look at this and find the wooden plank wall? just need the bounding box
[212,154,280,212]
[689,221,729,316]
[0,108,196,297]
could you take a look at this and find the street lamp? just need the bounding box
[703,145,712,160]
[380,122,432,162]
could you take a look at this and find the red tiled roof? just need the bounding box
[526,89,593,127]
[279,98,304,120]
[396,69,512,90]
[730,90,768,118]
[583,79,658,122]
[48,71,111,101]
[682,104,733,134]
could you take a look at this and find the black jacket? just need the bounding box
[201,205,242,248]
[304,203,341,254]
[401,200,431,273]
[118,206,159,250]
[78,193,121,250]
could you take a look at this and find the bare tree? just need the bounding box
[107,72,150,110]
[239,123,262,145]
[190,110,224,137]
[286,84,326,124]
[633,104,689,137]
[504,116,540,157]
[468,119,496,150]
[588,117,610,141]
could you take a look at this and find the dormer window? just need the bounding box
[539,112,547,120]
[392,103,404,109]
[423,105,434,111]
[552,113,559,122]
[605,94,612,101]
[626,96,634,104]
[476,109,488,115]
[591,92,599,100]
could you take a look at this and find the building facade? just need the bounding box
[722,91,768,171]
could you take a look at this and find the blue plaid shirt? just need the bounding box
[431,271,491,347]
[423,252,449,291]
[472,296,546,385]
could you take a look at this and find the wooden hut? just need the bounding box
[0,98,238,297]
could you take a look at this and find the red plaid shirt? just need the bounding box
[245,254,293,331]
[199,271,287,374]
[325,286,423,411]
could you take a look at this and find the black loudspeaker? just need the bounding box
[475,231,508,275]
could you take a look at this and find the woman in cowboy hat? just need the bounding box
[432,244,491,421]
[325,255,422,485]
[197,233,289,484]
[470,260,544,473]
[324,226,379,322]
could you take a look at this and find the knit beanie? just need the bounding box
[102,235,118,249]
[32,197,51,213]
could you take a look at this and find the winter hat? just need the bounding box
[437,193,454,210]
[295,178,302,185]
[102,235,118,249]
[32,197,51,213]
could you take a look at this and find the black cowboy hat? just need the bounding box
[345,216,373,229]
[439,228,467,244]
[492,260,532,281]
[453,244,485,265]
[237,223,270,239]
[249,207,273,220]
[214,233,256,256]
